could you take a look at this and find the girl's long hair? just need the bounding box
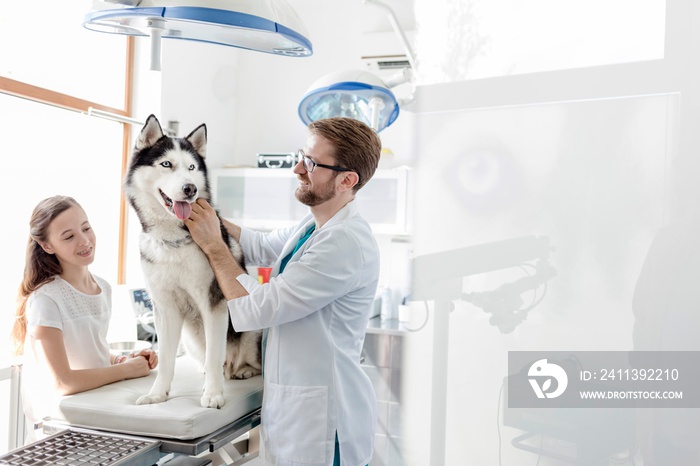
[12,196,79,356]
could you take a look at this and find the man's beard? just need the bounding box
[295,175,336,206]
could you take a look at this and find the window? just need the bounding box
[415,0,666,83]
[0,1,127,108]
[0,0,132,452]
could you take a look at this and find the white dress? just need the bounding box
[21,275,112,431]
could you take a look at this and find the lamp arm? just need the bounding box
[368,96,386,132]
[383,68,412,88]
[363,0,416,70]
[382,68,415,108]
[398,96,415,107]
[149,24,163,72]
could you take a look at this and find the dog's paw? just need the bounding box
[201,392,225,409]
[233,365,261,380]
[136,393,168,405]
[224,362,235,380]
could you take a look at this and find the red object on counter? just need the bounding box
[258,267,272,284]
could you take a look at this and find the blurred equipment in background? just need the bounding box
[411,235,556,333]
[129,288,157,343]
[257,152,297,169]
[257,267,272,284]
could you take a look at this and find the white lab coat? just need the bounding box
[229,200,379,466]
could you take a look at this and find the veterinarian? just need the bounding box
[12,195,158,440]
[186,117,381,466]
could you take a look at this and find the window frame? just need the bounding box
[0,37,135,285]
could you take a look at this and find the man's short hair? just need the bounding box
[308,118,382,191]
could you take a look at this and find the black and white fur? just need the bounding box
[125,115,261,409]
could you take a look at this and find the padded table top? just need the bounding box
[44,356,263,440]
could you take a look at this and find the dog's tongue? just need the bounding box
[173,201,192,220]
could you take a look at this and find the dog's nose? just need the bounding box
[182,183,197,198]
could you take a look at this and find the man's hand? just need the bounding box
[185,198,250,301]
[185,199,226,255]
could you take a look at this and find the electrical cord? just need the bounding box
[516,263,546,313]
[403,300,431,332]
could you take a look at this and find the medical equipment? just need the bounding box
[297,0,414,132]
[298,70,401,133]
[129,288,157,342]
[411,235,556,333]
[0,428,161,466]
[83,0,313,71]
[33,356,263,464]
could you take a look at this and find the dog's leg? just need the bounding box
[136,296,184,405]
[181,324,206,373]
[199,303,228,409]
[229,330,263,380]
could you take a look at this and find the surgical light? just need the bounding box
[83,0,313,71]
[298,70,400,133]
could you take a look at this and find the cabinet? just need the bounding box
[211,167,411,235]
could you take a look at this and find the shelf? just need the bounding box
[211,167,411,235]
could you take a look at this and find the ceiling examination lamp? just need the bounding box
[298,69,401,133]
[297,0,415,132]
[83,0,313,71]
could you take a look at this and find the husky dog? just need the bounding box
[125,115,262,409]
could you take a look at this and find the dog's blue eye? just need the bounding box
[189,164,196,170]
[160,161,172,168]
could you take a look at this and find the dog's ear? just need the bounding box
[135,115,164,150]
[185,123,207,158]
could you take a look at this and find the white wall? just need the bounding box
[155,0,415,170]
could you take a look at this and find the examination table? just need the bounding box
[1,357,263,465]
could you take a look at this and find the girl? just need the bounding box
[11,196,157,435]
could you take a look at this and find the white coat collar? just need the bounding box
[317,198,359,231]
[270,215,315,276]
[271,200,359,276]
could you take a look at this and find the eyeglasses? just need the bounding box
[297,149,352,175]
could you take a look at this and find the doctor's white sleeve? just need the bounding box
[239,222,301,267]
[229,227,368,331]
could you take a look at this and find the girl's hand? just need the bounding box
[122,355,151,378]
[131,349,158,369]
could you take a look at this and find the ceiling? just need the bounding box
[360,0,416,33]
[293,0,416,35]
